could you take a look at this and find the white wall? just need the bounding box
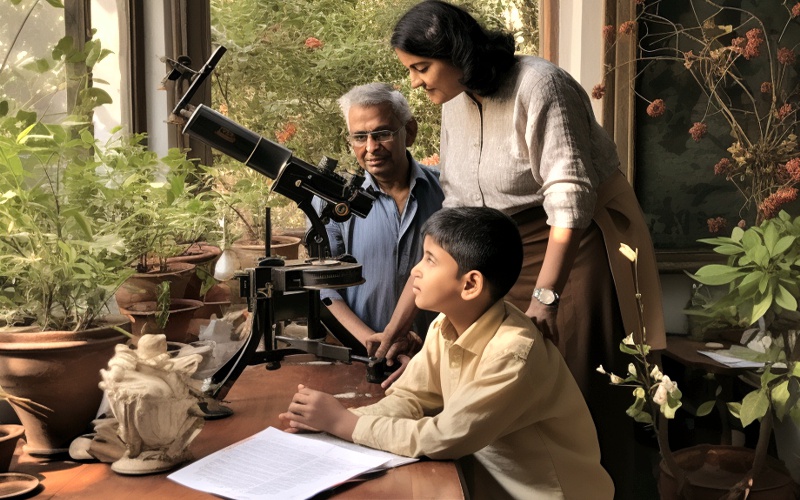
[143,1,170,156]
[92,0,122,143]
[557,0,604,122]
[558,1,692,334]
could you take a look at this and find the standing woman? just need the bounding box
[383,1,666,496]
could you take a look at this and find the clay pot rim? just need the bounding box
[120,299,205,316]
[130,261,196,277]
[659,444,794,492]
[232,235,302,250]
[166,242,222,264]
[0,315,130,351]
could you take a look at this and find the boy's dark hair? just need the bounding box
[391,0,516,96]
[422,207,522,302]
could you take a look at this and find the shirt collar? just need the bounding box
[361,151,431,194]
[439,299,507,355]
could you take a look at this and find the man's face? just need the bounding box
[347,103,411,180]
[410,236,464,313]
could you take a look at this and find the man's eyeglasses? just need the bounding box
[347,125,405,148]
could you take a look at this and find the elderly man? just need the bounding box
[315,82,443,358]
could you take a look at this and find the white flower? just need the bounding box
[610,374,624,384]
[653,383,668,406]
[596,365,607,374]
[619,243,638,262]
[662,375,678,394]
[623,333,635,346]
[653,375,678,406]
[628,363,637,377]
[650,365,663,381]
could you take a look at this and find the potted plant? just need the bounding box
[601,243,796,498]
[209,162,302,267]
[121,282,203,344]
[0,21,135,454]
[688,211,800,488]
[97,137,218,308]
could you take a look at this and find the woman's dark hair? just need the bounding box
[422,207,522,302]
[391,1,516,96]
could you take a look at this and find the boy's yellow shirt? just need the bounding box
[350,300,614,499]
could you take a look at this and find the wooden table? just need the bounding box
[663,335,758,446]
[11,360,465,499]
[663,336,752,376]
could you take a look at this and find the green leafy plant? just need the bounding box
[689,210,800,327]
[689,211,800,426]
[686,210,800,489]
[154,281,171,331]
[88,134,218,273]
[0,1,135,331]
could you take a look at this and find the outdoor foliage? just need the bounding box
[0,0,130,330]
[209,0,537,230]
[0,0,216,330]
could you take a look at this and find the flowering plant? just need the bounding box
[597,0,800,229]
[598,245,706,452]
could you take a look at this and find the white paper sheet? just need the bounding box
[697,350,765,369]
[168,427,415,499]
[298,432,418,470]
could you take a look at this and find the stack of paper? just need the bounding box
[168,427,417,499]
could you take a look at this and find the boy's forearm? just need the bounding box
[329,411,360,442]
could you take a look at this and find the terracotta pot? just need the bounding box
[658,445,796,499]
[230,235,302,268]
[120,299,204,343]
[0,316,130,456]
[115,262,196,308]
[165,242,222,266]
[166,243,222,300]
[0,424,24,471]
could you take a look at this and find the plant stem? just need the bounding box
[0,0,41,76]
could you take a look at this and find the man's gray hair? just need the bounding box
[338,83,413,127]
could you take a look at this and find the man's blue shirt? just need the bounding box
[315,153,444,335]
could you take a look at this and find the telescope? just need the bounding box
[169,46,396,406]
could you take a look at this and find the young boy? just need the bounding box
[279,207,614,499]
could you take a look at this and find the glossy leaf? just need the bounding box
[739,390,769,427]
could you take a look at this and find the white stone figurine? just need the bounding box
[99,334,205,475]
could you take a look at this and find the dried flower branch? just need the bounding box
[597,0,800,227]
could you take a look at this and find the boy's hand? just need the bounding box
[278,384,359,441]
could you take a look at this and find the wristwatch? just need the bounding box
[533,287,560,307]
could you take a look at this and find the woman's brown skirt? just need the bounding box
[506,207,620,393]
[505,171,667,500]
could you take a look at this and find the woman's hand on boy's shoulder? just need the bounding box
[525,300,559,346]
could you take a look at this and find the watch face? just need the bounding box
[536,288,556,305]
